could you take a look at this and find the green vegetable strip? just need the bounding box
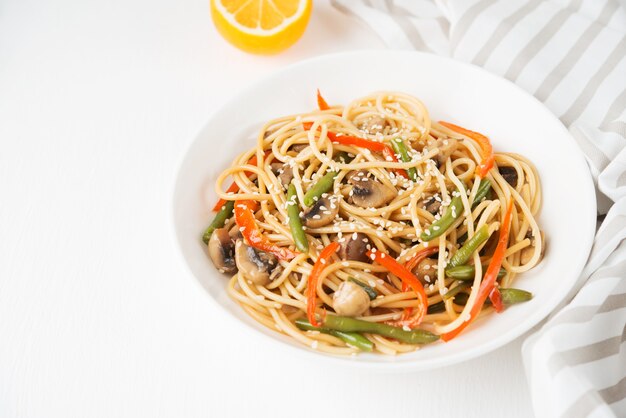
[349,278,377,300]
[445,265,506,281]
[295,319,373,352]
[286,184,309,252]
[427,300,446,314]
[420,194,464,241]
[319,315,439,345]
[443,282,471,300]
[500,288,532,305]
[447,225,491,268]
[391,138,418,181]
[334,151,354,164]
[473,178,492,207]
[303,171,337,206]
[202,200,235,244]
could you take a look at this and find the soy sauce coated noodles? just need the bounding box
[203,91,544,355]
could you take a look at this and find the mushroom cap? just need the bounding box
[303,196,339,228]
[348,170,397,208]
[270,162,294,189]
[207,228,237,273]
[412,257,438,284]
[234,240,278,285]
[428,137,458,167]
[332,281,370,317]
[498,166,519,187]
[339,232,370,263]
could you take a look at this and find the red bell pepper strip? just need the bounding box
[234,200,298,261]
[367,250,429,327]
[441,199,514,341]
[317,89,330,111]
[307,242,340,327]
[439,121,494,179]
[302,122,408,179]
[399,247,439,325]
[212,152,270,212]
[489,287,504,313]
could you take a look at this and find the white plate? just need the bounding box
[171,51,596,370]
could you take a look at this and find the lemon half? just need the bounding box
[211,0,312,55]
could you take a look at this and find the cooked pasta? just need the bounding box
[202,91,544,355]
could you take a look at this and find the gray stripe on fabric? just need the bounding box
[534,0,620,102]
[450,0,496,51]
[504,1,583,81]
[571,128,611,170]
[600,121,626,137]
[548,330,626,375]
[600,89,626,127]
[562,377,626,417]
[543,274,626,330]
[595,215,626,251]
[386,0,433,52]
[601,376,626,405]
[560,36,626,126]
[471,0,544,67]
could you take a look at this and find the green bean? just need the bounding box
[202,200,235,244]
[500,288,532,305]
[320,315,439,345]
[349,278,377,300]
[295,319,373,352]
[452,292,470,305]
[427,300,446,314]
[391,138,418,181]
[334,151,354,164]
[445,265,507,281]
[448,225,491,268]
[286,184,309,252]
[303,171,337,206]
[473,178,492,207]
[443,281,471,300]
[420,194,464,241]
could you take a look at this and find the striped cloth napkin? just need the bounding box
[330,1,626,416]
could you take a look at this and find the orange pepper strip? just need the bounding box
[399,247,439,325]
[307,242,340,327]
[489,287,504,313]
[439,121,494,179]
[234,200,298,261]
[441,199,514,341]
[212,151,270,212]
[317,89,330,111]
[367,250,429,327]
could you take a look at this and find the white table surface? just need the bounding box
[0,0,535,416]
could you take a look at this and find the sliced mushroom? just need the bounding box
[332,281,370,317]
[290,143,308,153]
[208,228,237,273]
[234,240,278,285]
[499,166,518,187]
[339,232,370,262]
[520,230,545,265]
[348,170,397,208]
[412,257,438,284]
[419,195,441,215]
[303,196,339,228]
[357,115,388,135]
[427,137,458,167]
[270,162,293,189]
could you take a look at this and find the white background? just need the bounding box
[0,0,534,416]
